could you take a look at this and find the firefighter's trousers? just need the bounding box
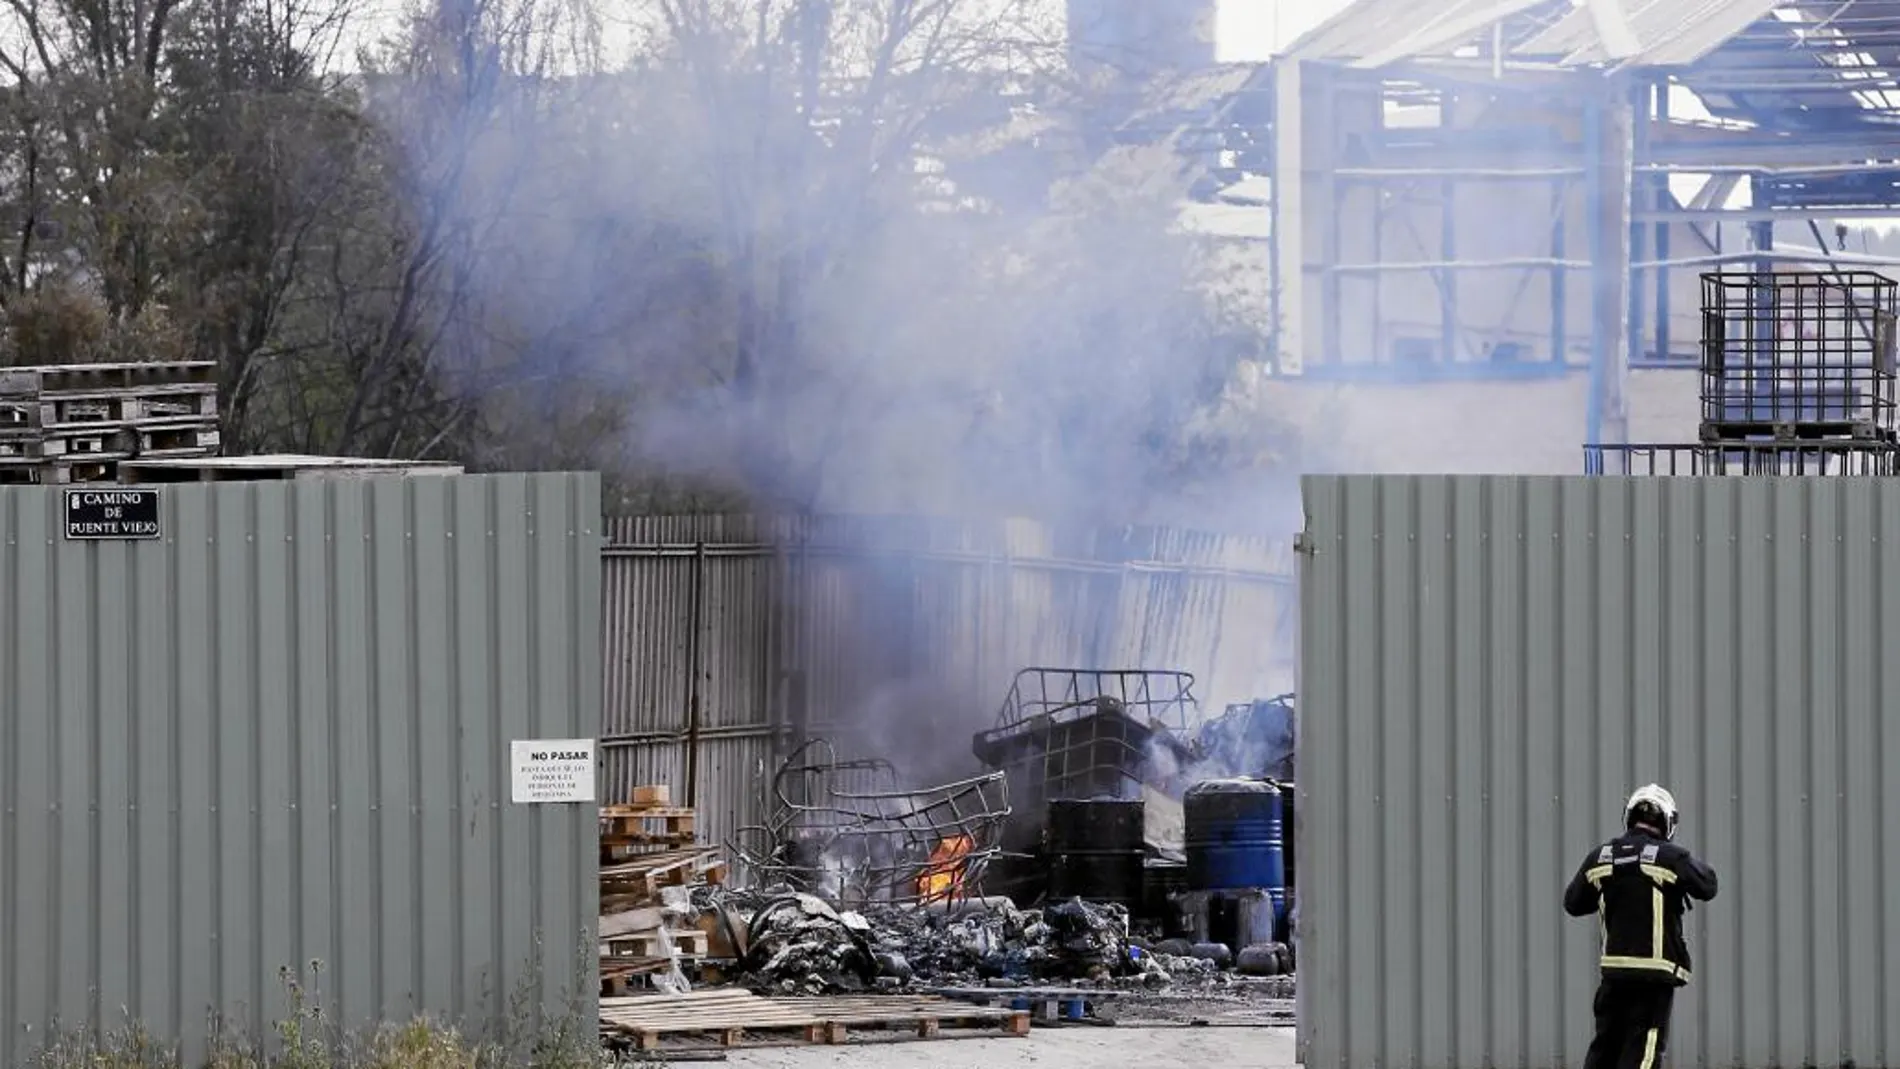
[1584,975,1676,1069]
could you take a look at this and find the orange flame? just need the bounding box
[916,834,975,902]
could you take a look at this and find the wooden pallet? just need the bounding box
[0,361,219,396]
[0,386,219,430]
[601,957,670,997]
[597,990,1031,1052]
[603,929,709,959]
[601,835,697,859]
[1700,417,1887,443]
[598,956,736,996]
[600,848,725,883]
[0,452,463,485]
[600,990,812,1051]
[114,455,463,483]
[797,995,1033,1042]
[600,850,727,909]
[0,425,218,460]
[0,457,117,485]
[600,804,696,842]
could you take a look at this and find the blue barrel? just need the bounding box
[1185,779,1287,915]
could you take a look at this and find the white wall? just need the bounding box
[1289,370,1700,475]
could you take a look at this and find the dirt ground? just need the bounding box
[716,1025,1297,1068]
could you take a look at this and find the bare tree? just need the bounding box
[0,0,1301,517]
[160,0,370,442]
[0,0,197,321]
[250,0,597,457]
[625,0,1060,503]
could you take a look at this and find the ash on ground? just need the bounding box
[689,886,1296,1005]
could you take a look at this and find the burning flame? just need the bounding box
[916,834,975,903]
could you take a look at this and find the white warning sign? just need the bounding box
[510,738,597,804]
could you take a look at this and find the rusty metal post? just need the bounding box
[788,670,810,760]
[685,541,706,809]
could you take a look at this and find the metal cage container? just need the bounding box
[973,668,1200,861]
[1699,270,1900,442]
[1585,441,1900,477]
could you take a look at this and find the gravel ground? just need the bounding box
[715,1025,1297,1068]
[1101,986,1294,1025]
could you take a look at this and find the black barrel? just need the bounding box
[1046,799,1145,905]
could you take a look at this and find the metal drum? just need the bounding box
[1046,799,1145,905]
[1184,778,1287,922]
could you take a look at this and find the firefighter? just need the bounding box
[1563,784,1719,1069]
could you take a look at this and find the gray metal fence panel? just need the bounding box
[1299,474,1900,1069]
[0,473,601,1064]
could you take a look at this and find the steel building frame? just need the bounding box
[1262,0,1900,449]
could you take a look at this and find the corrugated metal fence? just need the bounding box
[0,474,601,1065]
[601,514,1297,858]
[1300,474,1900,1069]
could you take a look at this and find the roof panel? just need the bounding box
[1284,0,1548,62]
[1515,0,1784,66]
[1286,0,1783,68]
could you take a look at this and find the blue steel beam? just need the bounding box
[1652,80,1671,364]
[1441,175,1457,363]
[1627,81,1649,374]
[1551,171,1567,363]
[1585,94,1605,447]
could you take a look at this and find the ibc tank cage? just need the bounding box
[1700,269,1898,441]
[1586,269,1900,476]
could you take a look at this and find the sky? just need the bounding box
[332,0,1349,70]
[1219,0,1352,60]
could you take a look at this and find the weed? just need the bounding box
[23,943,609,1069]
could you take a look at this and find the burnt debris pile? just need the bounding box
[717,889,1138,994]
[688,884,1291,998]
[700,670,1303,1004]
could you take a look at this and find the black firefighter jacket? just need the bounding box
[1563,831,1719,986]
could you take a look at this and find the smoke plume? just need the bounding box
[370,0,1321,778]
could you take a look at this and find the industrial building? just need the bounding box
[1286,2,1900,1059]
[1100,0,1900,475]
[1266,1,1900,1067]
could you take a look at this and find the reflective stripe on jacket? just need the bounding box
[1563,831,1718,986]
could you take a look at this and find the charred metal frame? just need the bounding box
[990,667,1200,733]
[727,737,1011,909]
[972,668,1200,859]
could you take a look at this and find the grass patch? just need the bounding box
[25,953,616,1069]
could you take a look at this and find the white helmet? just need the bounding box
[1625,784,1679,840]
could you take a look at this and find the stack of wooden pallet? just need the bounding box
[598,989,1032,1054]
[0,361,221,484]
[599,785,729,994]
